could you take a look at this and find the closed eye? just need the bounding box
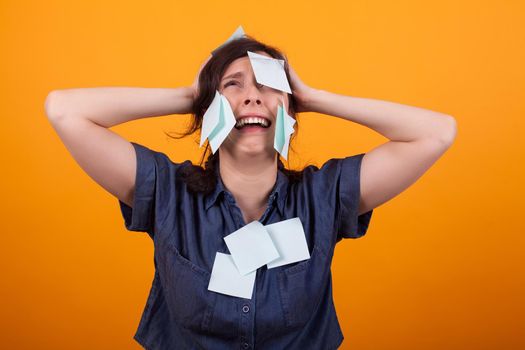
[224,80,240,88]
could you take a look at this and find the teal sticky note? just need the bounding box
[208,98,226,142]
[200,91,236,154]
[274,104,285,153]
[273,104,296,160]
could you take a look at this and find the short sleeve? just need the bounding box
[337,153,374,241]
[301,153,373,244]
[118,142,187,237]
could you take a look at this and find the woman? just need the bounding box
[45,36,456,349]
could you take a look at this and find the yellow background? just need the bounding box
[2,0,524,349]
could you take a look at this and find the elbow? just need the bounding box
[432,115,457,149]
[45,90,67,122]
[442,115,458,147]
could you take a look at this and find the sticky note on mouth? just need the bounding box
[247,51,292,94]
[200,90,237,154]
[274,103,296,160]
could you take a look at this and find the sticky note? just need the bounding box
[208,252,256,299]
[200,90,237,153]
[247,51,292,94]
[211,25,246,55]
[224,221,280,276]
[265,217,310,269]
[274,103,296,160]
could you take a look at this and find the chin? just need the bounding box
[239,143,273,156]
[242,147,267,156]
[222,137,274,157]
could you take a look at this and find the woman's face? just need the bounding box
[218,51,291,158]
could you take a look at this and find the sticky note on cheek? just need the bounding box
[274,104,296,160]
[200,90,237,154]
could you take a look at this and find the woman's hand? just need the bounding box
[287,64,317,113]
[190,55,212,101]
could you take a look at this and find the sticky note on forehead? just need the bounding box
[247,51,292,94]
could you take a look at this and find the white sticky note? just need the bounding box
[208,252,256,299]
[224,221,280,276]
[247,51,292,94]
[265,217,310,269]
[211,25,246,55]
[200,90,237,153]
[274,103,296,160]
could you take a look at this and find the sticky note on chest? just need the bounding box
[208,252,256,299]
[224,221,280,275]
[265,217,310,269]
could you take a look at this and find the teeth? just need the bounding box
[235,117,269,128]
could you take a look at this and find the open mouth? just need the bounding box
[234,117,272,130]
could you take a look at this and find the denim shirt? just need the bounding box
[118,142,374,350]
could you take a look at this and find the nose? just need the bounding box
[243,83,262,106]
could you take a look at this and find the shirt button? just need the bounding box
[242,305,250,313]
[243,342,249,349]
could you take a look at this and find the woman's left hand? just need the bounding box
[287,64,316,113]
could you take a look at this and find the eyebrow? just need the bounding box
[221,71,244,81]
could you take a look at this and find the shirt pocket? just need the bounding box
[277,243,329,329]
[160,244,217,333]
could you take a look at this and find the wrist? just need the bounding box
[300,87,324,113]
[182,86,196,101]
[171,86,196,115]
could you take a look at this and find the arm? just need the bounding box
[44,56,210,207]
[288,66,457,216]
[303,90,456,144]
[45,87,195,127]
[45,86,195,208]
[45,55,209,125]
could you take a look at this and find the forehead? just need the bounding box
[221,51,273,79]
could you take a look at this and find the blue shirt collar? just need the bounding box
[204,157,289,216]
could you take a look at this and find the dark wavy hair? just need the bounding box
[165,36,305,195]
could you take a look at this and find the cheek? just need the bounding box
[276,93,289,110]
[222,93,240,109]
[265,93,287,111]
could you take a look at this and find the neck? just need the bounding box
[218,149,278,218]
